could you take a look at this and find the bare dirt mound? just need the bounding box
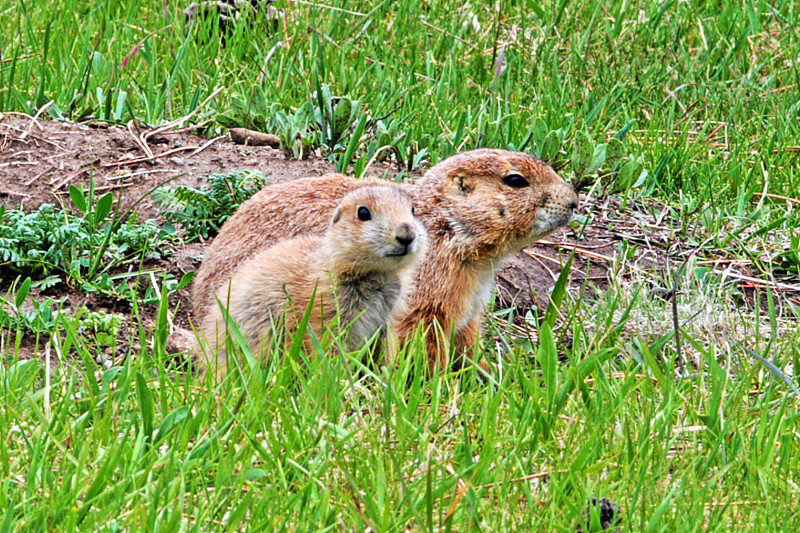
[0,114,338,217]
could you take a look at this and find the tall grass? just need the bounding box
[3,1,798,200]
[2,292,799,530]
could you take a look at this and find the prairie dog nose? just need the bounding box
[395,222,416,247]
[563,186,579,213]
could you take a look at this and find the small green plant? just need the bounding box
[569,128,648,194]
[0,197,171,285]
[311,84,364,152]
[270,102,322,159]
[78,309,123,348]
[774,230,800,282]
[364,119,405,162]
[217,85,274,134]
[0,277,57,336]
[529,117,567,164]
[1,278,126,357]
[217,86,322,159]
[217,84,371,162]
[154,170,267,241]
[363,118,432,173]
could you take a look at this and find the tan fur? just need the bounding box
[199,186,426,373]
[193,149,578,370]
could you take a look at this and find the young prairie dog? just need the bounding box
[193,149,578,371]
[199,186,426,372]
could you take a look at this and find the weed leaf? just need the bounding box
[153,406,192,447]
[14,277,31,309]
[572,131,594,176]
[175,271,195,291]
[69,185,87,213]
[605,138,626,170]
[135,371,154,443]
[543,251,574,329]
[537,323,557,410]
[95,192,113,223]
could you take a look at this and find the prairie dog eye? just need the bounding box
[411,206,415,216]
[357,206,372,221]
[502,174,530,188]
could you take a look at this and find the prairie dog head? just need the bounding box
[325,186,427,277]
[415,149,579,260]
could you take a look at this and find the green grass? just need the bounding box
[2,0,800,530]
[2,291,799,530]
[4,0,799,197]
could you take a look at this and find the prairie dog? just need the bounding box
[194,149,578,370]
[200,186,426,371]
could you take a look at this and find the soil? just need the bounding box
[0,114,341,218]
[0,112,784,366]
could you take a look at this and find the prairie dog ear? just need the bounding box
[444,174,474,196]
[331,206,343,225]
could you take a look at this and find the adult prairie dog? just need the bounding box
[199,185,426,372]
[194,149,578,370]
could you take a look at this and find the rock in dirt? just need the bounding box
[229,128,281,148]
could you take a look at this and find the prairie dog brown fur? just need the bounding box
[200,186,426,371]
[194,149,578,370]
